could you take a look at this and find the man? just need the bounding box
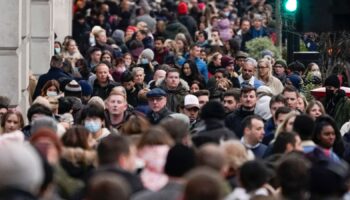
[146,88,173,124]
[92,63,119,100]
[33,55,71,100]
[153,36,169,65]
[241,15,269,51]
[293,114,316,154]
[322,74,350,128]
[158,68,188,112]
[241,115,267,158]
[181,94,200,129]
[226,86,257,138]
[271,131,303,154]
[88,47,102,71]
[121,71,140,108]
[282,85,299,110]
[177,1,197,40]
[147,68,167,89]
[193,90,210,108]
[94,134,144,194]
[234,51,248,73]
[178,44,208,82]
[223,89,240,114]
[263,94,287,144]
[104,90,131,131]
[132,144,196,200]
[238,57,263,89]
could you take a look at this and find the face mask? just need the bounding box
[141,58,149,64]
[54,48,61,54]
[224,12,230,17]
[47,91,58,97]
[84,120,101,133]
[325,89,335,98]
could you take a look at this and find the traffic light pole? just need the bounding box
[286,31,300,64]
[275,0,282,52]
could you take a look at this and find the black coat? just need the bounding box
[147,107,173,125]
[225,108,255,138]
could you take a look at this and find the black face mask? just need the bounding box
[325,89,335,98]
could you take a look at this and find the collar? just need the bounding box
[238,75,255,86]
[241,137,260,149]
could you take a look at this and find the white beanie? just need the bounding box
[141,48,154,61]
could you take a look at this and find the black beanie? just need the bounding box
[164,144,196,177]
[201,101,226,120]
[293,114,315,140]
[324,75,340,88]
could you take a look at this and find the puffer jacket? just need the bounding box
[157,79,189,112]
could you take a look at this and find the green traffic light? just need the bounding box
[285,0,297,12]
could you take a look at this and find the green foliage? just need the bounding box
[245,37,281,60]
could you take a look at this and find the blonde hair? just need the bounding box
[274,111,300,140]
[221,140,250,171]
[257,58,273,80]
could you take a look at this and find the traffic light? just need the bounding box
[284,0,297,12]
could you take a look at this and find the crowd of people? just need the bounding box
[1,0,350,199]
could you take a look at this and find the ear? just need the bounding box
[286,143,293,153]
[118,154,127,169]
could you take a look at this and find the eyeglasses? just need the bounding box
[148,97,164,102]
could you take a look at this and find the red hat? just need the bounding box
[126,26,137,33]
[221,55,234,67]
[178,2,188,15]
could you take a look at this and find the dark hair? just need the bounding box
[197,30,208,40]
[272,131,298,154]
[154,36,165,43]
[89,46,102,55]
[242,115,263,130]
[159,119,190,144]
[239,160,270,192]
[61,126,91,149]
[1,110,25,130]
[166,68,180,77]
[240,86,256,97]
[50,55,63,68]
[269,94,287,108]
[27,104,52,122]
[275,107,292,120]
[40,80,60,97]
[193,89,210,97]
[282,85,299,96]
[223,89,240,102]
[80,104,105,124]
[97,135,131,165]
[180,60,203,85]
[137,126,174,149]
[312,115,344,157]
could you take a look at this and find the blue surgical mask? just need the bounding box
[54,48,61,54]
[84,120,101,133]
[47,91,58,97]
[141,58,149,64]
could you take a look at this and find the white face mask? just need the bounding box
[47,91,58,97]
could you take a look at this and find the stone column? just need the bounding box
[53,0,73,43]
[30,0,54,75]
[0,0,30,114]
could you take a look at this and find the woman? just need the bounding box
[62,39,84,68]
[190,80,204,94]
[257,58,284,95]
[40,79,61,97]
[180,60,205,87]
[101,50,114,66]
[79,104,110,142]
[132,67,147,89]
[175,36,189,59]
[60,126,97,180]
[272,59,287,84]
[207,52,223,78]
[0,110,24,134]
[297,94,308,112]
[306,100,326,120]
[137,126,174,191]
[312,115,344,160]
[275,111,300,140]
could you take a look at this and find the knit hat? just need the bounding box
[201,101,226,120]
[177,2,188,15]
[79,80,92,97]
[286,74,303,91]
[140,48,155,61]
[324,74,340,88]
[164,144,196,177]
[221,55,234,67]
[126,26,137,33]
[261,49,274,58]
[274,59,287,68]
[293,114,315,140]
[65,80,82,98]
[0,142,44,194]
[236,51,249,59]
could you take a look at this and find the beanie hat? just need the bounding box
[293,114,315,140]
[30,127,62,154]
[65,80,82,98]
[324,74,340,88]
[274,59,287,68]
[0,96,10,109]
[201,101,226,120]
[286,74,303,91]
[164,144,196,177]
[141,48,154,61]
[261,49,274,58]
[0,142,44,194]
[177,2,188,15]
[78,80,92,97]
[221,55,234,67]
